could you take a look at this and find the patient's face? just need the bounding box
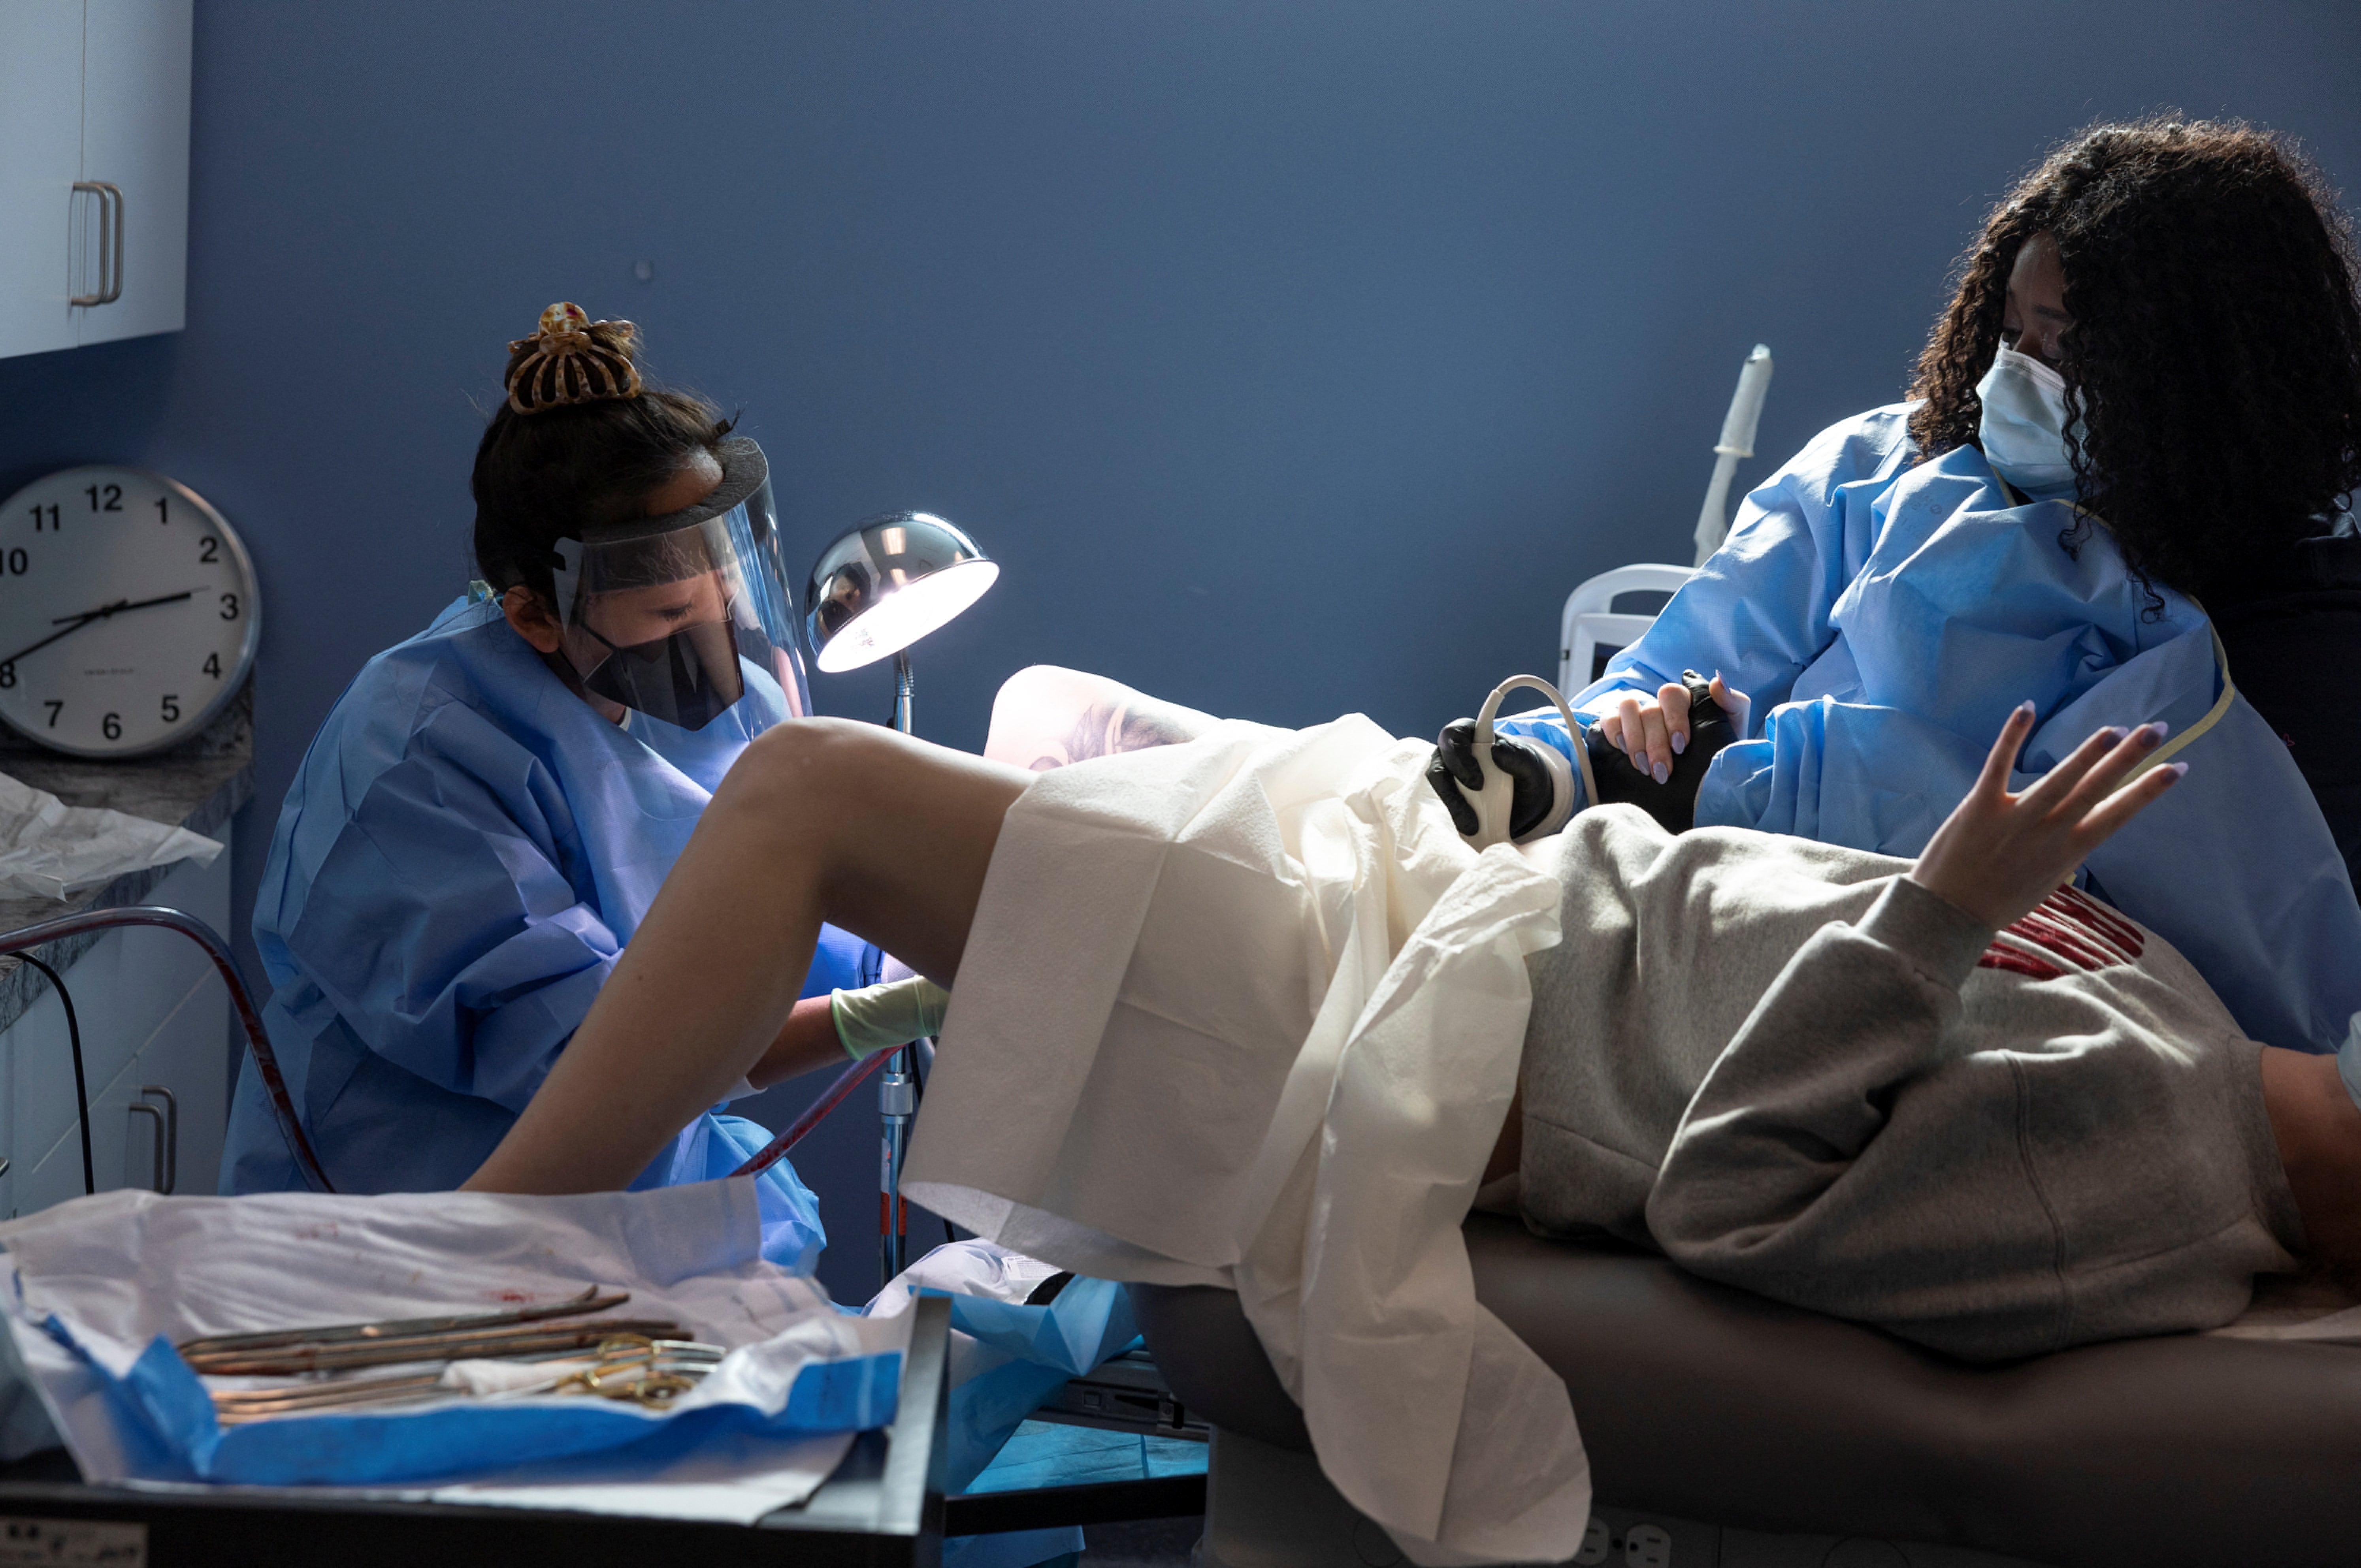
[579,570,730,649]
[2001,232,2071,367]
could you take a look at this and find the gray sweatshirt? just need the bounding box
[1516,808,2304,1362]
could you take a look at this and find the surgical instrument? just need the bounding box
[208,1336,726,1424]
[182,1318,687,1377]
[177,1285,629,1357]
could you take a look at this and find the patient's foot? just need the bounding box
[1583,671,1737,832]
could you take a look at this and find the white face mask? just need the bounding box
[1975,344,2079,501]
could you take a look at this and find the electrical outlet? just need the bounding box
[1576,1517,1611,1566]
[1624,1522,1673,1568]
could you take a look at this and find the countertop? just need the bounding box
[0,682,254,1033]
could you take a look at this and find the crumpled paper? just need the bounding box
[0,770,222,900]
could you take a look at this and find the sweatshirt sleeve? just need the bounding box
[1643,876,1995,1284]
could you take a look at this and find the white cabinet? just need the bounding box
[0,2,85,359]
[0,0,191,360]
[0,841,233,1218]
[75,0,191,345]
[131,970,231,1196]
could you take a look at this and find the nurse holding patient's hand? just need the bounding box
[1494,117,2361,1058]
[223,304,895,1271]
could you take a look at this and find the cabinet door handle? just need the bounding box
[69,181,125,307]
[132,1086,177,1194]
[126,1103,164,1192]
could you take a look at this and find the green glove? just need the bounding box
[831,975,951,1060]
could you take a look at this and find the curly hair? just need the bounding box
[1907,117,2361,605]
[471,315,735,607]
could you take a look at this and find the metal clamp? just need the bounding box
[69,181,125,307]
[129,1085,177,1194]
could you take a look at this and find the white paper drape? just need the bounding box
[905,716,1589,1563]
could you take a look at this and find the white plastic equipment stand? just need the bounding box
[1557,563,1697,697]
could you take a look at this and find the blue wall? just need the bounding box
[2,0,2355,1303]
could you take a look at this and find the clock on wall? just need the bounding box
[0,466,259,757]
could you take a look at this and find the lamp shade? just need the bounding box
[804,512,999,673]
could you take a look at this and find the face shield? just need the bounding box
[549,438,812,732]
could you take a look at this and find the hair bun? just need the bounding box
[504,302,644,415]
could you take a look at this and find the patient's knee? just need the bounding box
[719,717,889,823]
[987,664,1104,767]
[995,664,1089,708]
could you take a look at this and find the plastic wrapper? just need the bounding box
[867,1239,1138,1491]
[0,769,221,900]
[0,1181,903,1490]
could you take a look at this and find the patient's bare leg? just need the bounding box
[465,719,1031,1196]
[986,664,1217,771]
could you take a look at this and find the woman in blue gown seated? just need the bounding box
[222,304,874,1271]
[1493,117,2361,1056]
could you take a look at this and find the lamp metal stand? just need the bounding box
[880,649,918,1286]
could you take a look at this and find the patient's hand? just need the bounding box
[1596,675,1750,783]
[1909,704,2182,930]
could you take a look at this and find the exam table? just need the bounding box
[1138,1213,2361,1568]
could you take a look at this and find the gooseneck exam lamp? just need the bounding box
[803,512,999,1283]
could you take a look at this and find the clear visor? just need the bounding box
[550,484,811,732]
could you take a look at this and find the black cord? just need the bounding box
[15,954,90,1196]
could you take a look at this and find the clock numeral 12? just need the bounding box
[84,484,121,513]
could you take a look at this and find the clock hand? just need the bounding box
[50,589,196,625]
[4,589,198,668]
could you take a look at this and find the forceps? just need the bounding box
[209,1336,726,1424]
[178,1286,682,1376]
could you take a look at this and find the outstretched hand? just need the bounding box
[1910,703,2184,930]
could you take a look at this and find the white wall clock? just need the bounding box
[0,465,259,757]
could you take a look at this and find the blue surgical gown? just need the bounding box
[224,597,871,1271]
[1502,403,2361,1053]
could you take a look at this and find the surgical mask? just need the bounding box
[1975,344,2080,502]
[572,606,746,731]
[549,438,813,731]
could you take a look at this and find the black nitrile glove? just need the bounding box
[1581,670,1737,833]
[1427,721,1571,841]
